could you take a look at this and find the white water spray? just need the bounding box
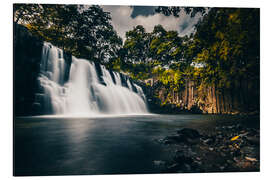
[37,42,148,116]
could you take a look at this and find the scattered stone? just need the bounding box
[203,138,214,145]
[239,132,249,137]
[241,146,258,157]
[246,136,260,145]
[159,121,260,173]
[177,128,201,139]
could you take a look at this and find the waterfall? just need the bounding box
[36,42,148,116]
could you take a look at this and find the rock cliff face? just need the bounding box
[147,78,259,114]
[14,23,43,116]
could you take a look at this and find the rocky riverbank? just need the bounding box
[155,115,260,173]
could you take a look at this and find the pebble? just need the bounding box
[159,123,259,173]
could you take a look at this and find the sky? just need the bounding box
[101,5,202,40]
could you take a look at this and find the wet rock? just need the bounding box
[233,149,241,157]
[235,160,253,170]
[241,146,258,157]
[246,136,260,145]
[186,137,200,145]
[203,138,215,145]
[163,128,201,145]
[163,135,185,144]
[177,128,201,139]
[159,120,259,173]
[247,128,259,136]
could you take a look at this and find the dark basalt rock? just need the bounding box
[119,73,128,88]
[159,118,260,173]
[109,70,116,84]
[177,128,201,139]
[161,128,201,145]
[14,23,43,116]
[62,51,72,84]
[94,62,106,86]
[163,135,186,144]
[246,136,260,145]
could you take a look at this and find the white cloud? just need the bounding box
[101,5,201,40]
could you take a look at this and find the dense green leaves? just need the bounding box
[122,25,151,64]
[14,4,122,64]
[192,8,260,88]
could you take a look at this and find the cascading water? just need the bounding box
[37,42,148,116]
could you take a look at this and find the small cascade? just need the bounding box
[36,42,148,116]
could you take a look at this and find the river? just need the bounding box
[14,114,251,176]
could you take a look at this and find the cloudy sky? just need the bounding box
[101,5,202,40]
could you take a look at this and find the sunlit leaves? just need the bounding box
[192,8,259,88]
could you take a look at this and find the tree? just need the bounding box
[14,4,122,64]
[14,4,41,24]
[192,8,260,88]
[155,6,209,18]
[73,5,122,63]
[149,25,184,66]
[122,25,151,64]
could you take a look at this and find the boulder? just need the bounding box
[177,128,201,139]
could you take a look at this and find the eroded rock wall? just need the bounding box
[149,78,259,114]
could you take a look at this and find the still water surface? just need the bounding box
[14,114,237,176]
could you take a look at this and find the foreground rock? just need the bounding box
[158,124,260,173]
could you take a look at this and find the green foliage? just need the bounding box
[119,24,190,84]
[122,25,151,64]
[155,6,209,18]
[192,8,260,88]
[149,28,184,66]
[119,8,259,109]
[14,4,122,64]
